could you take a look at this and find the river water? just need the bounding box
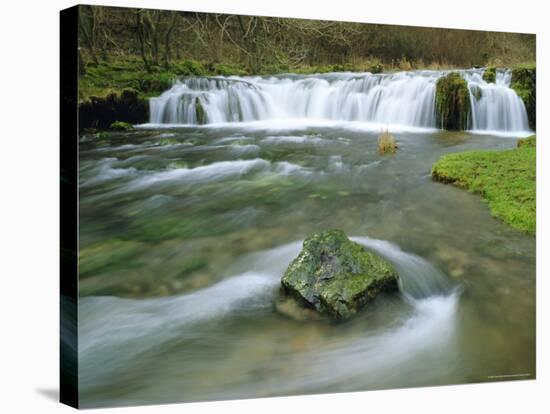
[78,71,535,408]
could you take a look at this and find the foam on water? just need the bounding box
[352,237,451,299]
[261,135,326,145]
[124,158,271,190]
[80,158,137,187]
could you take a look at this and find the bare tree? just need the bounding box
[78,5,101,64]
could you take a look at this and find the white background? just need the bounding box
[0,0,547,412]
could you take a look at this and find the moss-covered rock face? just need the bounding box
[195,97,207,124]
[281,230,399,319]
[435,72,472,131]
[511,66,536,130]
[79,88,148,131]
[482,67,496,83]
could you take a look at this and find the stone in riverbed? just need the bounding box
[281,230,399,320]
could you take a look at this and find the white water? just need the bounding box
[464,71,530,134]
[149,69,531,134]
[79,236,457,394]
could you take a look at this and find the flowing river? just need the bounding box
[78,69,535,408]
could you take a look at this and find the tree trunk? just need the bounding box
[136,10,152,72]
[163,12,177,69]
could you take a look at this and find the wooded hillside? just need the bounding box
[78,5,535,74]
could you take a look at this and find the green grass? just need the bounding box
[432,136,536,235]
[79,57,249,102]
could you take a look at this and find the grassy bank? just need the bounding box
[431,136,536,235]
[79,57,245,102]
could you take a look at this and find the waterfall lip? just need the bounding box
[147,68,530,134]
[467,129,533,138]
[136,120,439,134]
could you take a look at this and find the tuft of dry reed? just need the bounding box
[377,129,398,154]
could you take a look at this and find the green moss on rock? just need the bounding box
[109,121,133,131]
[435,72,472,131]
[281,230,399,319]
[195,98,207,124]
[482,67,496,83]
[79,88,148,131]
[369,63,384,74]
[511,66,536,130]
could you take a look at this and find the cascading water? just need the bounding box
[465,70,530,133]
[149,69,531,133]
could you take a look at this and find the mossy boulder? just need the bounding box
[435,72,472,131]
[511,66,536,130]
[281,230,399,320]
[482,67,496,83]
[109,121,133,131]
[369,63,384,74]
[195,98,207,124]
[79,88,148,131]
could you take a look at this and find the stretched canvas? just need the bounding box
[60,4,537,409]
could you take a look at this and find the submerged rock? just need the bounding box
[281,230,399,319]
[275,296,326,321]
[435,72,471,130]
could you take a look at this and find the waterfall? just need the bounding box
[464,70,530,133]
[149,69,531,133]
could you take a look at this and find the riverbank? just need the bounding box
[432,136,536,235]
